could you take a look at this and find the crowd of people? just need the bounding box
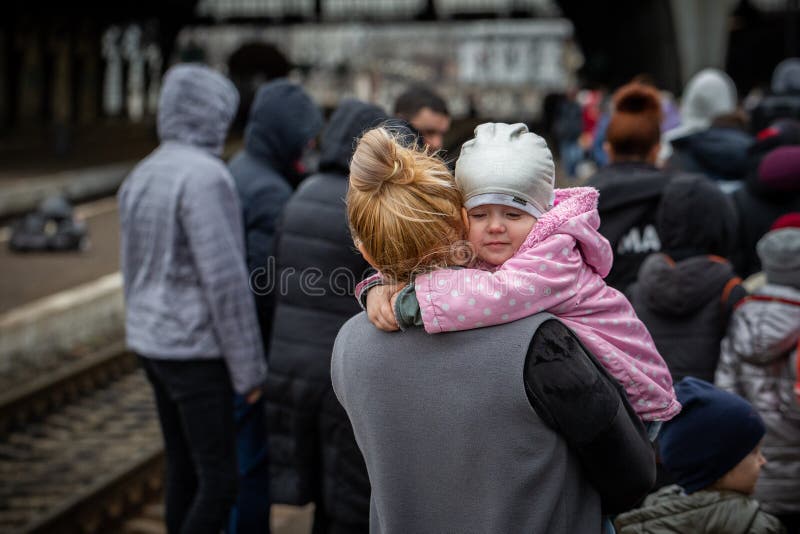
[118,59,800,534]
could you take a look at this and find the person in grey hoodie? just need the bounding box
[227,78,323,534]
[118,64,266,534]
[716,216,800,534]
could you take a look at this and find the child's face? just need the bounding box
[467,204,536,265]
[713,442,766,495]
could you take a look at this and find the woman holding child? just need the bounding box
[331,124,661,532]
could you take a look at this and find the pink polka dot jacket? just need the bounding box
[358,187,681,422]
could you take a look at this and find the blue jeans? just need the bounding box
[227,394,271,534]
[140,357,238,534]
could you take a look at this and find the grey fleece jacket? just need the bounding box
[119,64,267,394]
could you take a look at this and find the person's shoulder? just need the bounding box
[589,165,671,202]
[293,172,348,203]
[704,491,785,532]
[181,154,235,190]
[334,312,374,346]
[339,311,370,331]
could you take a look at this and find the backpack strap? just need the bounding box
[734,294,800,309]
[720,276,746,321]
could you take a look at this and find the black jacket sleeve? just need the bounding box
[524,319,656,514]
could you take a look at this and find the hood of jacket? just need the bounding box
[666,69,737,142]
[157,64,239,156]
[772,57,800,94]
[727,283,800,365]
[635,254,737,316]
[671,127,753,180]
[244,79,323,174]
[589,162,673,211]
[656,174,738,259]
[317,98,388,175]
[615,485,767,534]
[519,187,612,278]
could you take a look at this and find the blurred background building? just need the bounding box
[1,0,799,161]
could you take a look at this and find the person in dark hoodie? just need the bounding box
[665,68,754,192]
[118,64,266,534]
[226,79,323,534]
[628,174,746,383]
[732,124,800,277]
[751,58,800,133]
[265,98,389,534]
[587,82,676,290]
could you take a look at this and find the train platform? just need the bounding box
[0,138,313,533]
[0,135,242,375]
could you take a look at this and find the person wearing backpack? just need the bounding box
[715,214,800,534]
[628,174,746,383]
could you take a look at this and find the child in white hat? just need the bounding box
[359,122,680,427]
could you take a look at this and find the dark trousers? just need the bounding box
[228,393,271,534]
[140,356,238,534]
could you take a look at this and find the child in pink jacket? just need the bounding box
[358,122,680,425]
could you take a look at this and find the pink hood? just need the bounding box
[494,186,611,276]
[414,187,680,422]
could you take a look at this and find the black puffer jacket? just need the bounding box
[265,99,387,532]
[587,162,675,291]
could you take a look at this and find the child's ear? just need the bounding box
[461,207,470,233]
[357,242,380,271]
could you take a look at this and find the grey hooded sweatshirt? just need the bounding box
[118,64,267,395]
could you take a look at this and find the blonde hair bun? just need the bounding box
[348,127,466,283]
[349,128,417,193]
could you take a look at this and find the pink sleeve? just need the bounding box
[414,235,583,333]
[354,272,384,309]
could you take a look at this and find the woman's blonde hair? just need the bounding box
[347,127,467,283]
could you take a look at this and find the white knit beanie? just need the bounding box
[455,123,555,218]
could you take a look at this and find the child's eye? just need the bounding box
[505,212,521,220]
[469,212,487,219]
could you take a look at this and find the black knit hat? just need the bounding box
[659,378,765,494]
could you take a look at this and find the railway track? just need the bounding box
[0,343,164,533]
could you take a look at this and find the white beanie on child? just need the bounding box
[455,123,555,218]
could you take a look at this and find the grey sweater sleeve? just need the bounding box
[180,170,267,394]
[524,320,656,514]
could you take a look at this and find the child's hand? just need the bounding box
[366,283,402,331]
